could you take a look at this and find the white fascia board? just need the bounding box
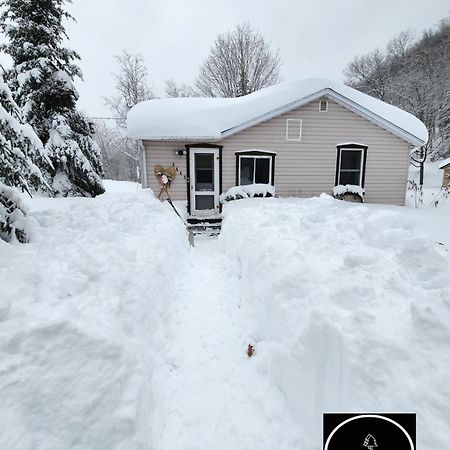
[221,90,326,139]
[235,149,277,154]
[139,136,220,142]
[139,140,148,189]
[336,142,368,147]
[221,88,426,146]
[325,89,426,146]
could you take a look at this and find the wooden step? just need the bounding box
[187,219,222,237]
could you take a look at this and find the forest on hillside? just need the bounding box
[344,18,450,162]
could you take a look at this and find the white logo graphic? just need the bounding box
[363,434,378,449]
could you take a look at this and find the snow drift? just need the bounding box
[220,195,450,449]
[0,188,188,449]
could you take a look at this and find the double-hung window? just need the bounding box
[335,144,367,187]
[236,151,275,186]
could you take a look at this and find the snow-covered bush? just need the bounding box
[220,183,275,202]
[333,184,365,202]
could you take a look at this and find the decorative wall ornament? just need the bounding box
[154,165,177,199]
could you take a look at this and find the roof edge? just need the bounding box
[221,88,427,146]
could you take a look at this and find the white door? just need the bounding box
[189,148,220,217]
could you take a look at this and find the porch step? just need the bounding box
[187,219,222,237]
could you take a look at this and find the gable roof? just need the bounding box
[127,78,428,146]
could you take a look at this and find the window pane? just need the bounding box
[195,154,213,169]
[340,150,362,170]
[195,195,214,210]
[340,170,361,185]
[240,158,254,185]
[195,154,214,190]
[255,158,270,184]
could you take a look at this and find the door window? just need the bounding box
[195,153,214,190]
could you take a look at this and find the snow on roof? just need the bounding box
[127,78,428,145]
[439,158,450,169]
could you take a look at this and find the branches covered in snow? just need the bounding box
[165,79,198,98]
[344,18,450,165]
[0,75,46,242]
[1,0,104,197]
[103,50,155,182]
[196,23,282,98]
[105,51,155,128]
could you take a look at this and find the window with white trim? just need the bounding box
[319,99,328,112]
[285,119,302,141]
[237,152,274,185]
[336,146,367,187]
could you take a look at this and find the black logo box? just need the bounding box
[323,413,416,450]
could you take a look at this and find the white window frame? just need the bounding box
[285,119,302,141]
[319,99,328,112]
[337,148,365,187]
[238,155,273,185]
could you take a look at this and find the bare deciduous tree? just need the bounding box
[103,50,154,180]
[196,23,282,98]
[343,48,392,101]
[165,78,197,97]
[344,20,450,184]
[105,50,154,127]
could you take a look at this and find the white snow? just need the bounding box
[438,157,450,169]
[0,189,189,449]
[0,165,449,448]
[220,195,450,449]
[127,78,428,145]
[333,184,365,197]
[220,183,275,202]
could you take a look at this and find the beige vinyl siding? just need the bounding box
[143,97,411,206]
[443,167,450,187]
[143,141,188,201]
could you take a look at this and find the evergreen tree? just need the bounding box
[0,74,47,242]
[0,0,104,197]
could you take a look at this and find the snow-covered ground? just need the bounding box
[0,185,189,449]
[220,195,449,449]
[0,172,449,449]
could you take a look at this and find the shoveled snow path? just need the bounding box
[150,238,298,450]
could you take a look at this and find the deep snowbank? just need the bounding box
[220,195,450,449]
[0,189,188,449]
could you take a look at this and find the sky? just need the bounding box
[59,0,450,118]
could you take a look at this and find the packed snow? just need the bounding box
[127,78,428,145]
[0,170,449,449]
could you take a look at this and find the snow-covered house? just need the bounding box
[127,78,428,220]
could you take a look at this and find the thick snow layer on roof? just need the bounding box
[127,78,428,145]
[439,157,450,169]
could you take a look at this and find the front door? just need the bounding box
[189,148,220,217]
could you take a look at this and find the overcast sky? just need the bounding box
[62,0,449,119]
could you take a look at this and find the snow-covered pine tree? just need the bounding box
[0,74,47,242]
[0,0,104,197]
